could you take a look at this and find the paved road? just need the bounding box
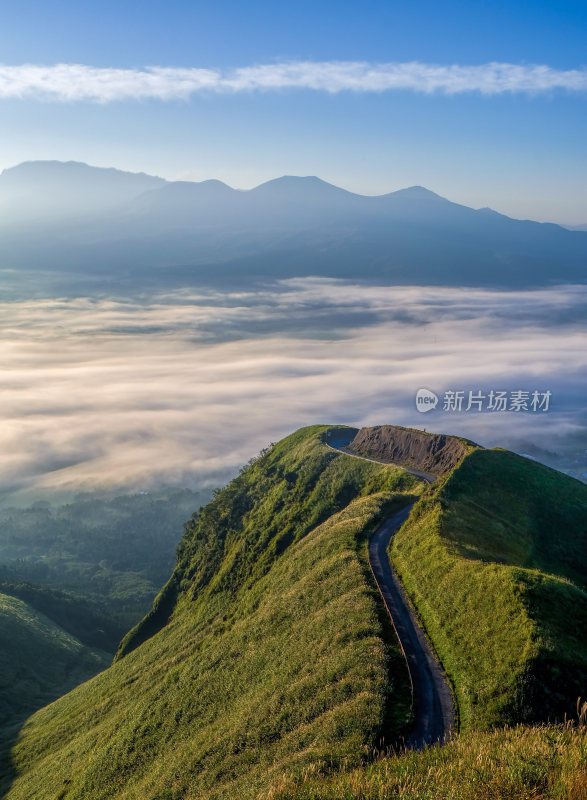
[328,435,456,747]
[370,505,455,748]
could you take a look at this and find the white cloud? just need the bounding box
[0,61,587,102]
[0,281,586,498]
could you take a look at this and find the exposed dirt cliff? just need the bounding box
[348,425,473,475]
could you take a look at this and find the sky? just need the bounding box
[0,0,586,223]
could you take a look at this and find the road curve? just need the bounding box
[370,505,455,748]
[327,436,456,747]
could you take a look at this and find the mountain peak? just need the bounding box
[0,160,165,184]
[251,175,357,199]
[156,178,233,194]
[258,175,330,186]
[477,206,501,215]
[388,185,444,200]
[0,160,166,222]
[1,159,92,176]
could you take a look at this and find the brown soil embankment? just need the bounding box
[348,425,473,476]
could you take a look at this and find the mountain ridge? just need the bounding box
[1,424,586,799]
[0,160,570,224]
[1,160,586,288]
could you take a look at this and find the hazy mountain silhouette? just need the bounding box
[0,161,165,223]
[0,161,585,289]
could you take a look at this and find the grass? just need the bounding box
[267,723,587,799]
[2,428,586,799]
[0,592,108,726]
[1,426,422,800]
[390,447,587,729]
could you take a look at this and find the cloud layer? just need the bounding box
[1,61,587,102]
[0,280,586,499]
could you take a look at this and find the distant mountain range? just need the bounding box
[0,161,164,222]
[0,160,585,288]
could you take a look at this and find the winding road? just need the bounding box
[328,436,456,748]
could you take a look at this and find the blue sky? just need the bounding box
[0,0,586,223]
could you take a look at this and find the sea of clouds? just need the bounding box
[1,278,586,499]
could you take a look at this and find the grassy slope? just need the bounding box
[391,447,587,730]
[0,592,109,726]
[2,426,421,800]
[270,724,587,800]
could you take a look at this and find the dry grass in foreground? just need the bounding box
[267,722,587,800]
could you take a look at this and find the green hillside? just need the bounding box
[1,426,585,799]
[0,592,108,727]
[391,447,587,729]
[0,580,125,652]
[1,426,421,800]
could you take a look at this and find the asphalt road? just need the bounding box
[328,435,456,747]
[370,504,455,748]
